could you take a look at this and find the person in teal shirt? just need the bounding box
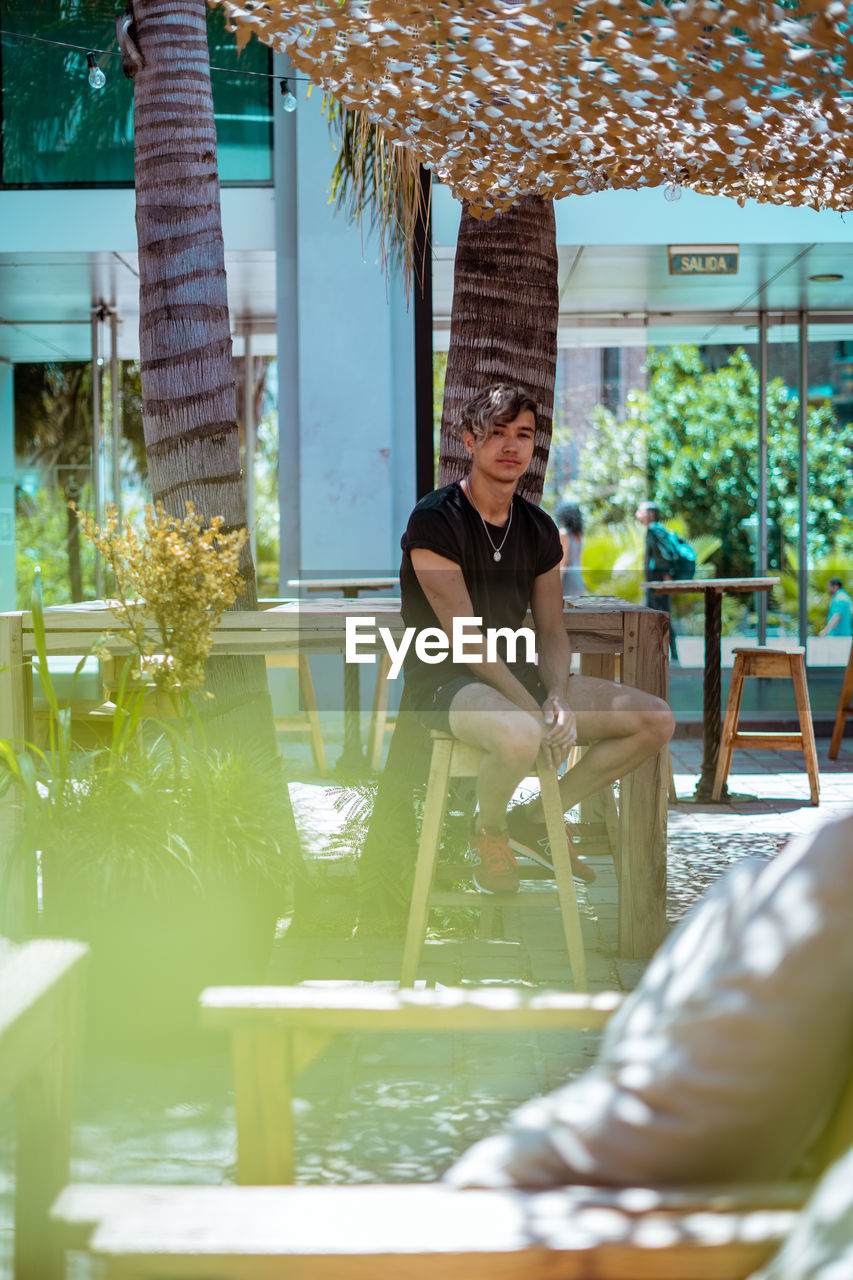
[820,578,853,637]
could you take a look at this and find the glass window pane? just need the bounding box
[235,350,280,597]
[546,327,763,668]
[802,326,853,669]
[207,6,273,184]
[14,362,97,606]
[0,1,272,187]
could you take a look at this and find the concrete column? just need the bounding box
[757,310,768,643]
[0,365,13,610]
[293,91,413,573]
[797,310,809,648]
[273,52,301,593]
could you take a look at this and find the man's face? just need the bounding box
[636,505,652,526]
[829,582,840,597]
[464,409,536,484]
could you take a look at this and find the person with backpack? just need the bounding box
[555,501,586,597]
[636,500,691,663]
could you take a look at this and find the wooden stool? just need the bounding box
[829,640,853,759]
[400,732,587,990]
[712,647,819,804]
[265,654,327,775]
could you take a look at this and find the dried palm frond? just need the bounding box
[325,97,431,290]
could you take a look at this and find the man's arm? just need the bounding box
[820,609,840,637]
[530,566,577,762]
[531,566,572,697]
[410,548,541,717]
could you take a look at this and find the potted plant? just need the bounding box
[3,504,294,1056]
[36,725,290,1055]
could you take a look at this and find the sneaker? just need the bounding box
[468,826,520,894]
[506,807,596,884]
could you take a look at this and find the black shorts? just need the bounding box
[412,667,548,733]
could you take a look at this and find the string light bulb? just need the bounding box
[86,51,106,89]
[279,78,297,112]
[664,181,682,202]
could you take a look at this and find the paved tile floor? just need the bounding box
[2,736,852,1276]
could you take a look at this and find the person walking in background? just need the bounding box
[636,500,679,664]
[820,577,853,637]
[555,501,586,597]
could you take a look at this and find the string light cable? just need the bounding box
[0,26,313,101]
[0,20,721,201]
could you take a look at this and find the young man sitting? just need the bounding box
[399,383,674,893]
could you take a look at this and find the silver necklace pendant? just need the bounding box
[463,477,513,564]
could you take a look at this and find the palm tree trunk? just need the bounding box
[359,198,559,926]
[438,197,559,504]
[123,0,277,752]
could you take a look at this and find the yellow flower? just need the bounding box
[73,501,248,693]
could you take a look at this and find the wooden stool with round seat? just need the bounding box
[712,646,820,804]
[400,731,587,989]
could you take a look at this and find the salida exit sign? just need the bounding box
[668,245,739,275]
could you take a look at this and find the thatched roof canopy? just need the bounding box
[213,1,853,218]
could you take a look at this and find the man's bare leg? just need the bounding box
[519,673,674,821]
[447,682,542,829]
[444,674,672,885]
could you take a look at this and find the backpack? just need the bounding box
[669,533,697,580]
[652,525,697,580]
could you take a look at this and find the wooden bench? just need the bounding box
[53,1181,805,1279]
[51,982,853,1279]
[0,937,89,1280]
[200,984,619,1182]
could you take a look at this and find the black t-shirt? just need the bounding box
[399,481,562,706]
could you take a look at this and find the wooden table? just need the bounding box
[199,985,619,1183]
[287,579,399,772]
[642,578,779,801]
[0,596,667,957]
[287,578,398,596]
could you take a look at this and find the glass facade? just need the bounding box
[0,1,272,187]
[13,346,281,608]
[530,319,853,671]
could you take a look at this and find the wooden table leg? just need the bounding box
[0,612,27,744]
[337,588,367,773]
[578,653,620,866]
[829,640,853,759]
[232,1028,295,1184]
[618,609,668,958]
[0,612,35,939]
[694,588,725,801]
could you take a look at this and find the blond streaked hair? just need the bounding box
[458,384,537,443]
